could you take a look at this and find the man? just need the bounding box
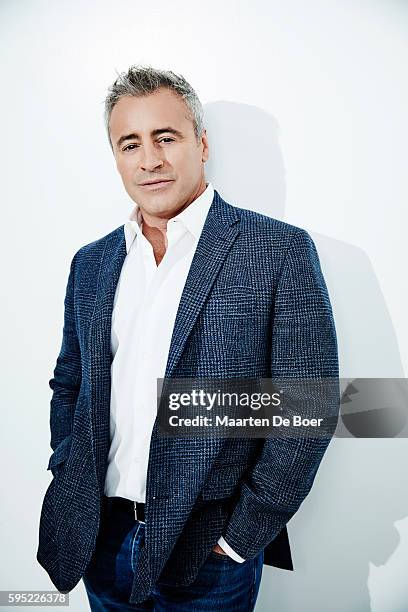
[37,66,339,610]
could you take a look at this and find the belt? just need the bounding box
[102,495,145,523]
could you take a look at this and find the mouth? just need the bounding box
[139,179,174,191]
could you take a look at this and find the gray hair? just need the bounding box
[104,65,204,147]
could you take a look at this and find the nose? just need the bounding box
[140,141,164,172]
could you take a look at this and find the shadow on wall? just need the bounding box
[204,101,407,612]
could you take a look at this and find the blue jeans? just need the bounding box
[83,499,263,611]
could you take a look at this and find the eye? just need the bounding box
[123,144,139,152]
[158,138,175,144]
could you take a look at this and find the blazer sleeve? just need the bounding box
[48,251,82,452]
[222,228,340,560]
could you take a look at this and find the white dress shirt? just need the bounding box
[104,181,245,563]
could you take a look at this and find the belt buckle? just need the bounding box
[134,501,145,523]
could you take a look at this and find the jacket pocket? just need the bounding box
[199,463,247,501]
[203,286,257,317]
[47,434,73,476]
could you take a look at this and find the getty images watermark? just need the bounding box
[156,378,408,439]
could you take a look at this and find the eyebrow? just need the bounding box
[116,127,184,148]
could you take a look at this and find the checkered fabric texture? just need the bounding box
[36,189,339,604]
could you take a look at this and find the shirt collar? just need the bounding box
[124,182,214,254]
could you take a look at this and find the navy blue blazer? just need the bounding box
[36,189,339,604]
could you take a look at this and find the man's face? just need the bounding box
[109,88,209,219]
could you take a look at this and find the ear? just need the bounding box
[201,129,209,162]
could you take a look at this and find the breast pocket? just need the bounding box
[203,286,257,318]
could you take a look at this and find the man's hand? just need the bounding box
[212,543,228,555]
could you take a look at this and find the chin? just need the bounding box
[140,189,180,208]
[140,197,178,217]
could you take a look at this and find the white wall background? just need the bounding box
[1,1,407,610]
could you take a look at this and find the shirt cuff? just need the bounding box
[217,536,246,563]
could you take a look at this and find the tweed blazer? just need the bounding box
[36,189,339,604]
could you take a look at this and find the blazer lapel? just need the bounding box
[164,189,240,378]
[88,227,127,491]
